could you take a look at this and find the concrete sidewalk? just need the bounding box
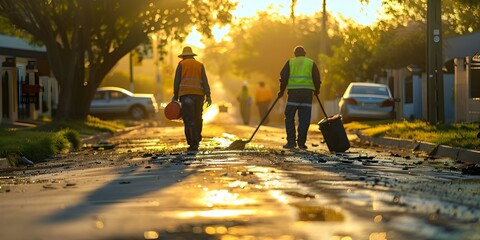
[355,131,480,164]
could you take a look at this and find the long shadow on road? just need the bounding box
[43,155,194,224]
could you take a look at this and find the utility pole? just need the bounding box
[320,0,327,55]
[290,0,297,27]
[427,0,444,124]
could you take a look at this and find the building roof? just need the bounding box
[445,31,480,60]
[0,34,47,59]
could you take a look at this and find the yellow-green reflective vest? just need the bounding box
[287,57,314,90]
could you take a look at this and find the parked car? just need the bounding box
[338,82,395,123]
[89,87,159,120]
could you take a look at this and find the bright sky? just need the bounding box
[186,0,383,47]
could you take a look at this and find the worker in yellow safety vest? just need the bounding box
[277,45,321,149]
[172,46,212,152]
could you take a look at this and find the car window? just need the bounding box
[350,86,389,96]
[109,91,127,99]
[93,92,106,100]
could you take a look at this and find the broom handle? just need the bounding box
[248,96,281,141]
[315,95,328,117]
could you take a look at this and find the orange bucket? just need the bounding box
[164,101,182,120]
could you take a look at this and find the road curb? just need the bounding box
[355,131,480,164]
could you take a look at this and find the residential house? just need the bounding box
[444,31,480,123]
[0,34,58,124]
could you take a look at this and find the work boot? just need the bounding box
[283,143,296,149]
[187,144,199,151]
[298,144,308,150]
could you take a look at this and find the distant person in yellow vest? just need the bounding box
[172,46,212,152]
[277,45,321,149]
[255,81,274,124]
[237,81,252,125]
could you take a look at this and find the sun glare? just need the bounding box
[232,0,382,24]
[186,0,382,48]
[203,103,219,123]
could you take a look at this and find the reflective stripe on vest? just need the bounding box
[286,101,312,107]
[179,59,205,96]
[287,57,314,90]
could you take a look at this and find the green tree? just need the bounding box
[222,11,341,88]
[232,12,299,80]
[373,22,426,70]
[381,0,480,35]
[0,0,235,121]
[322,0,480,99]
[322,22,380,99]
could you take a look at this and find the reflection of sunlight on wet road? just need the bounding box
[202,189,256,207]
[211,133,239,147]
[168,161,356,239]
[176,187,260,218]
[177,209,258,219]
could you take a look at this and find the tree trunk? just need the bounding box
[55,72,91,121]
[49,26,111,122]
[52,47,98,122]
[54,66,105,121]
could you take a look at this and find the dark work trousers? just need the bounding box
[284,89,313,146]
[256,101,271,124]
[180,94,205,147]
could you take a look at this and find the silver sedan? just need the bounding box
[89,87,159,120]
[338,82,395,123]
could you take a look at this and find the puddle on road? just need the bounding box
[176,209,259,219]
[292,204,345,222]
[248,165,348,223]
[143,220,301,240]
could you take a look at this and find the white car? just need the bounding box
[338,82,395,123]
[89,87,159,120]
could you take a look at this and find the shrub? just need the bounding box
[1,116,121,165]
[21,135,59,162]
[57,128,81,150]
[0,128,80,165]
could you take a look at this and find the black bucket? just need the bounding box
[318,114,350,152]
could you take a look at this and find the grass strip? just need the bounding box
[0,116,125,166]
[345,120,480,149]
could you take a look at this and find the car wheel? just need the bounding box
[130,105,146,120]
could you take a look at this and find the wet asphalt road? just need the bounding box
[0,122,479,240]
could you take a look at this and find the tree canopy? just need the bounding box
[0,0,236,121]
[201,0,480,100]
[2,0,480,118]
[203,10,342,93]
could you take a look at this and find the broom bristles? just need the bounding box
[226,140,248,150]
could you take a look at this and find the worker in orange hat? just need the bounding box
[172,46,212,152]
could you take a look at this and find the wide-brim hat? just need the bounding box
[178,46,197,58]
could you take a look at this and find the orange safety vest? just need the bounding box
[255,87,273,103]
[178,58,205,97]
